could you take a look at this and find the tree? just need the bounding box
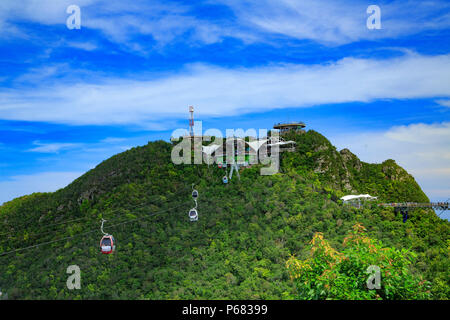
[286,223,432,300]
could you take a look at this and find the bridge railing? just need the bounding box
[378,202,449,209]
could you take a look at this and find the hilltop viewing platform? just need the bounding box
[273,122,306,134]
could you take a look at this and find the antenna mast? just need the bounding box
[189,106,194,137]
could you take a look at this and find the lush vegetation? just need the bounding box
[287,223,432,299]
[0,131,448,299]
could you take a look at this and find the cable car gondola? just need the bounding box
[100,235,116,254]
[99,219,116,254]
[191,183,199,200]
[222,176,228,184]
[189,208,198,222]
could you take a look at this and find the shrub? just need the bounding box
[286,223,432,300]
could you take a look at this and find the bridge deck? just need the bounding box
[378,202,449,210]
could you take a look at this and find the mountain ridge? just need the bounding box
[0,129,447,299]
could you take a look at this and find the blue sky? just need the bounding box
[0,0,449,218]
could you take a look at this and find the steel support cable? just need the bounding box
[0,201,191,258]
[0,197,176,243]
[0,183,189,231]
[0,187,193,246]
[0,184,189,235]
[437,198,450,217]
[0,184,191,238]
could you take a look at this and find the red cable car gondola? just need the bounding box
[99,219,116,254]
[100,235,116,254]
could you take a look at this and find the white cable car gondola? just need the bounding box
[223,176,228,184]
[99,219,116,254]
[189,184,199,222]
[189,208,198,221]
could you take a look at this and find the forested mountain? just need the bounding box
[0,130,448,299]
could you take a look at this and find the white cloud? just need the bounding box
[220,0,450,45]
[1,0,449,47]
[27,141,84,153]
[0,53,449,125]
[14,64,68,83]
[0,0,96,27]
[0,171,83,205]
[330,122,450,202]
[100,137,127,144]
[0,0,231,48]
[436,99,450,108]
[66,41,98,51]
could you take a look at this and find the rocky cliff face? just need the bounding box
[282,130,429,202]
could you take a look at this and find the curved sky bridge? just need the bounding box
[341,195,449,213]
[341,195,449,222]
[378,202,449,223]
[378,202,449,211]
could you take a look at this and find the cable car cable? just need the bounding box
[0,197,175,242]
[0,205,147,244]
[0,189,191,247]
[0,186,193,248]
[0,201,190,258]
[0,183,190,232]
[0,184,191,238]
